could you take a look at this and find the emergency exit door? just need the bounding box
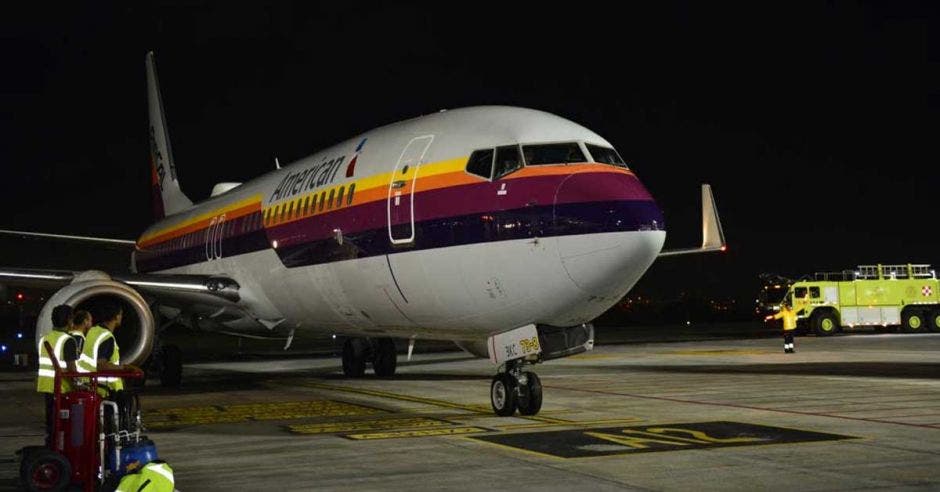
[387,135,433,244]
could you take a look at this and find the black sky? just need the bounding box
[1,2,937,303]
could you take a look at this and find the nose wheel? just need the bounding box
[490,359,543,416]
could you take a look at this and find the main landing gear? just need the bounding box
[491,359,543,416]
[342,337,397,377]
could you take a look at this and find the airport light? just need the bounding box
[16,333,23,339]
[0,344,6,352]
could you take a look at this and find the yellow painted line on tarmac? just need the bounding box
[463,436,564,460]
[567,353,620,360]
[298,381,572,424]
[344,426,490,440]
[288,417,450,435]
[146,400,385,429]
[496,417,644,431]
[664,349,769,356]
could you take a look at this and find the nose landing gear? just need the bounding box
[490,359,543,416]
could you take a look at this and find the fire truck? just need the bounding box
[780,264,940,336]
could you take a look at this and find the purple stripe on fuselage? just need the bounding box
[269,170,651,248]
[275,199,664,268]
[135,170,662,272]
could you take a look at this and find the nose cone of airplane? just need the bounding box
[552,169,664,235]
[553,170,666,300]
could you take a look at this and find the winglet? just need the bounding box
[659,184,727,257]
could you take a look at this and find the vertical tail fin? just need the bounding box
[146,51,192,219]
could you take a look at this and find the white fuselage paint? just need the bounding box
[137,107,667,343]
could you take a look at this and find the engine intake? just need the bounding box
[35,271,155,366]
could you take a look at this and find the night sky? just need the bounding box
[1,2,936,305]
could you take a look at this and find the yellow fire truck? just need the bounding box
[780,264,940,336]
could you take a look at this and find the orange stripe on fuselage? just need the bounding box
[139,201,261,248]
[140,162,634,248]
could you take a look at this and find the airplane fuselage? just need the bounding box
[133,106,666,342]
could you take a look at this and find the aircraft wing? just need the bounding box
[658,184,727,257]
[0,229,137,249]
[0,267,240,306]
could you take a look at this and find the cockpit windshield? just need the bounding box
[586,144,627,168]
[522,143,585,165]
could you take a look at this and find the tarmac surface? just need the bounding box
[3,331,940,491]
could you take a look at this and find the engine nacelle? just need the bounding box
[36,270,155,366]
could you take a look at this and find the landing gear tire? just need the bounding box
[160,344,183,388]
[342,338,367,377]
[517,371,543,416]
[372,338,397,377]
[902,310,927,333]
[490,373,518,417]
[22,448,70,492]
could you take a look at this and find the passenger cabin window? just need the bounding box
[327,189,336,209]
[466,149,494,179]
[336,186,345,207]
[347,183,356,205]
[810,286,821,299]
[523,142,585,165]
[586,144,627,168]
[494,145,522,179]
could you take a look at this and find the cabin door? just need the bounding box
[387,135,433,244]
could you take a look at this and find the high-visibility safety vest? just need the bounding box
[37,330,73,394]
[115,461,175,492]
[78,326,123,392]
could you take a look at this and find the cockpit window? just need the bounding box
[466,149,494,179]
[586,144,627,168]
[494,145,523,179]
[523,143,585,165]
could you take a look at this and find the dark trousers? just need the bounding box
[783,332,795,351]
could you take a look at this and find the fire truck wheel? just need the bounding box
[902,310,926,333]
[22,448,70,492]
[813,311,839,336]
[929,310,940,333]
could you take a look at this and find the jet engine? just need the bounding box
[35,271,155,366]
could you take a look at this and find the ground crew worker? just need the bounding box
[767,301,798,353]
[37,304,80,444]
[112,460,174,492]
[69,309,92,354]
[78,302,135,396]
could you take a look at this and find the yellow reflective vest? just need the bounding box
[115,461,174,492]
[37,330,73,393]
[78,326,124,392]
[773,307,798,331]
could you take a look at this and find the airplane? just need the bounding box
[0,52,725,416]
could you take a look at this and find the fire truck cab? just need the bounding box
[781,264,940,336]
